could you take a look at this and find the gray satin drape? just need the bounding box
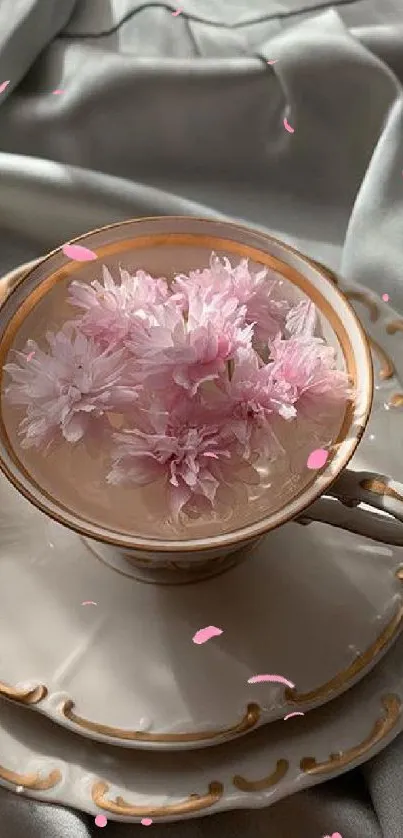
[1,0,403,835]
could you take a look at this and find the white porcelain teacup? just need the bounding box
[0,217,402,584]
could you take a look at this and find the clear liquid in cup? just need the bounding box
[0,253,348,541]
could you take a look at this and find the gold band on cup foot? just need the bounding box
[82,537,252,586]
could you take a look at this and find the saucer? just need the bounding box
[0,266,403,752]
[0,474,402,752]
[0,624,402,823]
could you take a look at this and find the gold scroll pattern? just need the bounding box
[61,700,261,745]
[300,694,400,775]
[91,780,224,818]
[309,260,395,381]
[0,682,47,705]
[1,598,402,745]
[229,695,400,794]
[284,603,403,705]
[233,759,289,792]
[385,320,403,407]
[0,763,61,791]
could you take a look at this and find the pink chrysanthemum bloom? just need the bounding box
[212,348,298,459]
[127,286,254,396]
[172,253,290,343]
[285,299,317,338]
[268,333,352,416]
[68,265,169,348]
[4,328,140,449]
[107,407,244,520]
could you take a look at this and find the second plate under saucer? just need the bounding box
[0,461,403,751]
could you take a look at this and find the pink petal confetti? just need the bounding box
[82,600,97,606]
[0,81,10,93]
[95,815,108,828]
[283,117,294,134]
[52,89,64,94]
[141,819,153,826]
[62,243,97,262]
[192,625,223,645]
[382,293,389,302]
[307,448,329,470]
[323,834,342,838]
[248,673,295,688]
[26,351,35,362]
[172,8,182,14]
[266,60,277,65]
[284,711,305,720]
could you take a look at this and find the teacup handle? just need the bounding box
[297,470,403,546]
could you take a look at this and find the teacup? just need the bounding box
[0,217,402,585]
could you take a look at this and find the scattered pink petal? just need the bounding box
[382,293,389,302]
[248,673,295,688]
[141,819,153,826]
[283,117,294,134]
[0,81,10,93]
[307,448,329,470]
[62,243,97,262]
[82,601,97,606]
[95,815,108,828]
[172,8,182,14]
[323,834,342,838]
[284,711,305,720]
[266,60,277,65]
[193,625,223,645]
[52,89,64,94]
[26,351,35,362]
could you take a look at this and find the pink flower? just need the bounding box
[285,299,317,337]
[107,406,247,520]
[127,286,254,396]
[68,265,169,348]
[4,328,139,449]
[172,253,290,343]
[213,348,297,459]
[268,334,351,416]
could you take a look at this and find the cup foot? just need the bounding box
[82,538,248,585]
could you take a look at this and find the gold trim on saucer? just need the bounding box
[381,319,403,404]
[308,260,339,285]
[342,291,379,322]
[285,604,403,705]
[300,694,401,775]
[389,394,403,408]
[306,260,394,383]
[386,320,403,335]
[233,758,289,791]
[0,682,47,705]
[360,478,403,505]
[91,780,224,817]
[367,337,395,380]
[2,595,402,746]
[0,763,61,790]
[61,699,261,744]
